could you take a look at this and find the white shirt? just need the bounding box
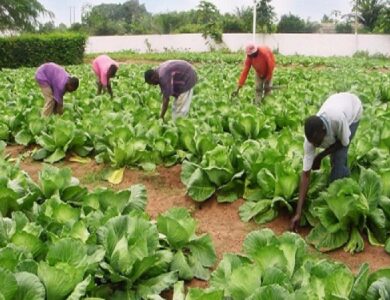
[303,93,363,171]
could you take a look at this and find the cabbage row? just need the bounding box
[0,155,216,299]
[175,229,390,300]
[2,154,390,299]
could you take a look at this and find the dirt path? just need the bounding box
[5,145,390,277]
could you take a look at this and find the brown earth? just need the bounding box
[5,145,390,287]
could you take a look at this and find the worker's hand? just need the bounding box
[290,213,301,232]
[230,88,240,100]
[312,155,322,170]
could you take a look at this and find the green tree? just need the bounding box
[154,12,183,33]
[196,1,223,43]
[277,14,319,33]
[321,14,333,23]
[154,11,197,34]
[82,4,125,35]
[176,23,203,33]
[336,22,354,33]
[0,0,52,31]
[236,6,255,32]
[222,13,245,33]
[277,14,306,33]
[256,0,276,33]
[81,0,151,35]
[69,23,87,33]
[373,5,390,33]
[354,0,386,31]
[37,21,55,33]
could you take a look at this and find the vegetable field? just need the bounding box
[0,52,390,299]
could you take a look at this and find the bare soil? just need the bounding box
[5,145,390,285]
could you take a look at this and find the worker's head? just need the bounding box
[108,64,118,79]
[245,42,259,58]
[65,77,79,92]
[144,69,159,85]
[304,116,326,147]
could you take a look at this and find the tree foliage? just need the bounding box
[355,0,386,31]
[196,1,223,43]
[80,1,257,36]
[154,11,196,34]
[256,0,276,33]
[0,0,52,31]
[277,14,320,33]
[234,6,254,32]
[373,4,390,33]
[81,0,152,35]
[336,22,354,33]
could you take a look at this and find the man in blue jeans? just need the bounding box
[290,92,363,231]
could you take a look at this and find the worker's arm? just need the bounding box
[237,58,251,88]
[97,82,102,95]
[160,96,170,120]
[231,86,241,98]
[107,81,113,98]
[312,140,343,170]
[231,59,251,99]
[290,170,311,232]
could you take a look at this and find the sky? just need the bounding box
[39,0,353,26]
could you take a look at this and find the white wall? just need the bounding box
[86,33,390,57]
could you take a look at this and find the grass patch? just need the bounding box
[80,169,106,185]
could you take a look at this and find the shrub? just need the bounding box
[277,14,320,33]
[0,33,87,68]
[336,22,353,33]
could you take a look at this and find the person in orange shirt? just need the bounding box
[232,42,276,104]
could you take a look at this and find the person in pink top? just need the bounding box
[92,55,119,98]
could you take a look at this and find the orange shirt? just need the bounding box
[238,46,275,87]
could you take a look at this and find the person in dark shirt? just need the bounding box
[35,63,79,116]
[144,60,197,121]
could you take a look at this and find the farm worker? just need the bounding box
[231,42,275,104]
[290,92,363,232]
[35,62,79,117]
[92,54,119,98]
[144,60,197,121]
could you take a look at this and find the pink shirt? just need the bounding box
[92,55,119,86]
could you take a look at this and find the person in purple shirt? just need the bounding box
[144,60,197,121]
[35,62,79,116]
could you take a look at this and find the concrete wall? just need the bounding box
[86,33,390,57]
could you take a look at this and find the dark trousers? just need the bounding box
[330,122,359,182]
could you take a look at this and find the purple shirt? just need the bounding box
[157,60,197,99]
[35,63,69,104]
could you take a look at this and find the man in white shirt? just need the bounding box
[290,92,363,231]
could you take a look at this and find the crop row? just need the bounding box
[1,154,390,299]
[0,57,389,254]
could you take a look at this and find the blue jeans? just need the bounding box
[329,122,359,182]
